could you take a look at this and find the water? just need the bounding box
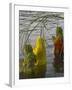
[19,10,64,78]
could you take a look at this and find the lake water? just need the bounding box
[19,10,64,78]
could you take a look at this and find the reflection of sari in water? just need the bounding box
[54,36,64,58]
[52,34,64,72]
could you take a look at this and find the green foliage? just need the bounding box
[24,44,33,54]
[56,26,63,36]
[24,44,36,69]
[52,36,56,41]
[25,53,36,67]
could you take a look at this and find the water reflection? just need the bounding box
[19,59,46,79]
